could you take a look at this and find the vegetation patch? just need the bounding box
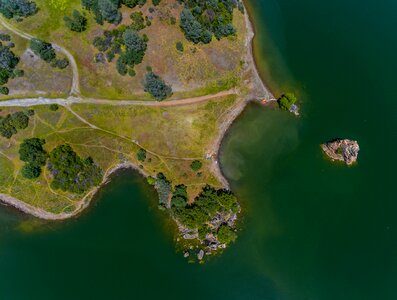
[0,34,24,95]
[30,38,69,69]
[48,144,103,194]
[0,0,38,20]
[278,93,297,111]
[143,71,172,101]
[0,109,32,138]
[19,138,48,179]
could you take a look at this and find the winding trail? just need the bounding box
[0,16,81,96]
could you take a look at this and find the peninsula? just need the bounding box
[0,0,273,258]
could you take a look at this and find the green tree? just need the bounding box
[136,148,146,162]
[190,160,202,171]
[217,225,237,244]
[64,10,87,32]
[21,163,41,179]
[143,71,172,101]
[30,38,56,63]
[278,93,297,111]
[19,138,48,166]
[0,0,38,19]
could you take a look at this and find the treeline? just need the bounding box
[0,110,33,138]
[81,0,148,25]
[179,0,244,44]
[0,0,38,20]
[30,38,69,69]
[0,34,24,95]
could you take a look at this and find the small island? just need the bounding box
[321,139,360,165]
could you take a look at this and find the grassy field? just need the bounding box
[0,95,236,214]
[7,0,247,99]
[0,24,72,100]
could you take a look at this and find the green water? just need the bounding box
[1,0,396,299]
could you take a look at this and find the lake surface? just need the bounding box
[1,0,396,299]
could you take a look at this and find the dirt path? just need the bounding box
[0,89,239,108]
[0,16,81,96]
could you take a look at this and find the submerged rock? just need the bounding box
[321,139,360,165]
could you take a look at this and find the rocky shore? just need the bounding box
[321,139,360,165]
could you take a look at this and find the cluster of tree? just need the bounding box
[30,38,69,69]
[179,0,243,44]
[47,144,103,194]
[64,10,87,32]
[81,0,147,25]
[171,185,238,244]
[92,12,149,76]
[19,138,48,179]
[278,93,297,111]
[0,37,24,95]
[154,172,171,206]
[143,71,172,101]
[0,0,38,20]
[0,110,33,138]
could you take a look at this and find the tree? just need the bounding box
[0,42,22,91]
[30,39,56,63]
[217,225,237,244]
[143,71,172,101]
[190,160,202,171]
[49,104,59,111]
[21,163,41,179]
[98,0,122,25]
[64,10,87,32]
[152,0,160,6]
[19,138,48,165]
[278,93,297,111]
[136,148,147,162]
[48,144,103,193]
[0,0,38,19]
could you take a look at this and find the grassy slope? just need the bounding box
[8,0,246,99]
[0,95,235,214]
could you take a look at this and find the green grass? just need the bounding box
[0,95,236,214]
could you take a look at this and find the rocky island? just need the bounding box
[321,139,360,165]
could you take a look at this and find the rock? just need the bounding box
[197,250,204,260]
[321,139,360,165]
[183,251,189,258]
[183,233,198,240]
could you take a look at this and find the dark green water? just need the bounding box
[1,0,396,299]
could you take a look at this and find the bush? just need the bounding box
[155,173,171,205]
[152,0,160,6]
[51,58,69,69]
[0,86,9,94]
[190,160,202,171]
[278,93,297,111]
[176,41,183,52]
[136,148,146,162]
[49,104,59,111]
[143,71,172,101]
[30,38,56,63]
[64,10,87,32]
[217,225,237,244]
[0,0,38,20]
[0,42,22,90]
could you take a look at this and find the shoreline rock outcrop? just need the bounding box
[321,139,360,165]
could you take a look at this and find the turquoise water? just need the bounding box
[1,0,396,299]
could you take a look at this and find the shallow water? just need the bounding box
[1,0,396,299]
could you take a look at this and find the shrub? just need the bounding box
[152,0,160,6]
[217,225,237,244]
[64,10,87,32]
[278,93,297,111]
[176,41,183,52]
[143,71,172,101]
[155,173,171,205]
[190,160,202,171]
[136,148,146,162]
[0,86,9,94]
[49,104,59,111]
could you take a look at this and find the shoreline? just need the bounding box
[0,4,274,221]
